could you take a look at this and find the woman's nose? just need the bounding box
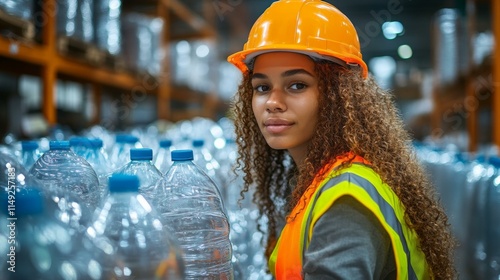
[266,90,286,113]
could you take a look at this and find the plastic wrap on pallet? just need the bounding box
[432,9,467,86]
[170,40,218,95]
[93,0,121,55]
[121,13,164,76]
[0,0,33,20]
[57,0,94,42]
[218,61,242,101]
[462,157,491,279]
[485,159,500,280]
[416,144,500,280]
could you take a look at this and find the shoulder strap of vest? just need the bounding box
[301,163,429,280]
[269,153,366,278]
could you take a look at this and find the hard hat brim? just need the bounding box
[227,46,368,78]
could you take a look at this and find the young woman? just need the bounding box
[227,0,455,279]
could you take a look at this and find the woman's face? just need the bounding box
[251,52,319,164]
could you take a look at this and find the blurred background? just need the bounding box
[0,0,496,151]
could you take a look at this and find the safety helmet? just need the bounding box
[227,0,368,78]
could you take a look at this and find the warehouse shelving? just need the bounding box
[431,0,499,152]
[0,0,221,128]
[493,0,500,149]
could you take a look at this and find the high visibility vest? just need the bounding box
[269,154,429,279]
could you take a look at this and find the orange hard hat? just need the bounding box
[227,0,368,78]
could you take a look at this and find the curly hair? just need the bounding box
[230,60,456,279]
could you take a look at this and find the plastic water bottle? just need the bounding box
[20,140,41,171]
[109,134,142,170]
[28,141,96,232]
[115,148,163,200]
[155,149,233,279]
[1,149,40,191]
[154,139,173,174]
[191,139,225,195]
[215,138,241,210]
[0,187,102,280]
[211,139,270,279]
[486,156,500,280]
[85,138,112,198]
[29,141,100,210]
[464,155,494,279]
[85,174,185,279]
[69,136,91,158]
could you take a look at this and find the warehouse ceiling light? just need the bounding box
[176,40,191,54]
[196,44,210,58]
[398,44,413,59]
[369,56,396,89]
[382,21,404,40]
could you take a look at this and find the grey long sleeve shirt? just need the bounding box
[303,195,397,279]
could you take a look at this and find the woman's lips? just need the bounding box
[264,119,293,134]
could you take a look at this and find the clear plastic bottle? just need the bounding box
[464,155,492,279]
[216,138,271,279]
[1,149,39,192]
[485,156,500,280]
[20,140,42,171]
[29,140,98,220]
[191,139,225,196]
[85,174,185,280]
[115,148,162,200]
[155,149,233,279]
[0,187,103,280]
[154,139,173,174]
[85,138,113,199]
[215,138,241,210]
[69,136,91,158]
[109,134,142,170]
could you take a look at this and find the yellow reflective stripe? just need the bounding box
[301,164,428,279]
[269,235,281,276]
[345,164,428,278]
[304,175,410,279]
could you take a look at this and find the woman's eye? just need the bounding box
[254,85,270,92]
[289,83,307,90]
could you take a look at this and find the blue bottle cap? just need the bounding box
[82,138,93,148]
[192,139,204,147]
[475,155,486,163]
[171,149,193,161]
[115,134,128,143]
[159,139,173,148]
[130,148,153,160]
[70,137,93,148]
[1,187,45,216]
[21,141,39,151]
[90,138,103,148]
[489,156,500,169]
[49,141,70,150]
[108,174,140,193]
[455,153,467,163]
[69,137,84,146]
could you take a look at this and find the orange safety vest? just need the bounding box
[268,153,429,279]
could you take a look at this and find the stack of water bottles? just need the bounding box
[153,149,234,279]
[415,142,500,280]
[84,174,185,279]
[115,147,163,199]
[0,117,273,279]
[0,187,103,280]
[29,140,98,232]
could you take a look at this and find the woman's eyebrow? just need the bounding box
[251,69,314,81]
[282,69,314,78]
[251,73,267,80]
